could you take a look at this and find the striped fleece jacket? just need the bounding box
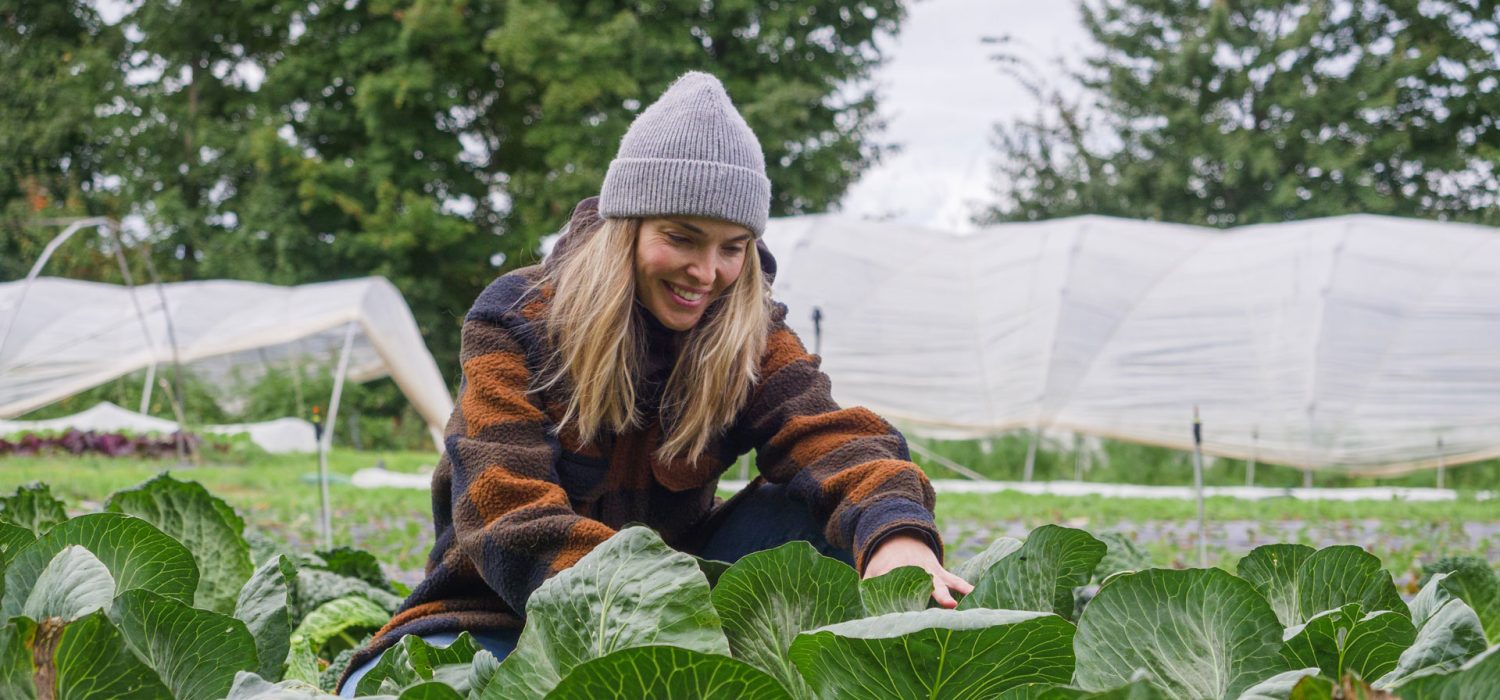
[341,198,941,680]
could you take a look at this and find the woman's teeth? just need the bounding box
[668,282,704,301]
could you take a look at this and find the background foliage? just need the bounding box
[2,0,906,391]
[980,0,1500,226]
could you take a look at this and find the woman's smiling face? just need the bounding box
[634,216,753,331]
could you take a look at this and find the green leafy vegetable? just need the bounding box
[355,633,482,696]
[235,554,300,682]
[21,545,114,622]
[952,536,1022,584]
[2,513,197,619]
[481,526,729,700]
[546,646,791,699]
[105,473,254,614]
[859,565,932,616]
[1237,544,1315,627]
[789,609,1075,699]
[1378,599,1488,688]
[959,525,1105,620]
[111,588,260,700]
[1073,568,1284,698]
[291,594,391,658]
[712,541,863,698]
[0,483,68,533]
[1280,604,1414,682]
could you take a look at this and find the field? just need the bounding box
[8,444,1496,589]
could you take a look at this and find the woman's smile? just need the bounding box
[665,281,709,305]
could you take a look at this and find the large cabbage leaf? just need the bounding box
[1,513,197,619]
[789,608,1075,699]
[859,566,932,616]
[1237,544,1315,628]
[5,611,172,698]
[1073,568,1284,698]
[1378,598,1488,688]
[1279,604,1414,682]
[712,541,863,698]
[20,546,115,622]
[111,588,260,700]
[1390,645,1500,698]
[958,525,1105,620]
[545,646,791,699]
[105,473,254,614]
[235,554,300,682]
[479,526,728,700]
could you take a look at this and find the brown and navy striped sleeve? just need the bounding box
[731,303,942,572]
[444,275,616,614]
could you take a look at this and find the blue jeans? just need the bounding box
[338,481,847,696]
[692,480,855,566]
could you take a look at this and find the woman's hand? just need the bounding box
[862,533,973,608]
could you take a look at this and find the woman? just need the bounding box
[338,71,969,695]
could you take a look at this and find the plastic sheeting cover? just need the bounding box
[761,214,1500,475]
[0,277,452,449]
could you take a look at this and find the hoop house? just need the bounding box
[763,214,1500,476]
[0,276,452,450]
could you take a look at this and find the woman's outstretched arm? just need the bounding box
[733,304,970,605]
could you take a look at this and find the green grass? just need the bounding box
[5,447,1495,588]
[908,434,1500,491]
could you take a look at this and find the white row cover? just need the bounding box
[762,214,1500,476]
[0,401,316,453]
[0,277,453,449]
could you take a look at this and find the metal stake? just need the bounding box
[318,321,358,551]
[1192,406,1207,568]
[1023,427,1038,482]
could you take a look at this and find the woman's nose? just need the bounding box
[686,251,716,287]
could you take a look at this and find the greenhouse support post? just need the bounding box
[104,221,165,421]
[1192,406,1207,568]
[1436,437,1445,490]
[139,362,157,414]
[1023,427,1038,482]
[318,321,358,551]
[1073,433,1084,481]
[906,439,987,481]
[1246,428,1257,487]
[132,232,194,465]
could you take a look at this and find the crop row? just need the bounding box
[0,476,1497,698]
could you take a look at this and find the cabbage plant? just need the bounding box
[0,476,1495,699]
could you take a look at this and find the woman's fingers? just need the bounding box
[931,575,959,608]
[944,570,975,595]
[928,568,974,609]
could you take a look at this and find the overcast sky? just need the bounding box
[841,0,1092,231]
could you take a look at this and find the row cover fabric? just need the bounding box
[761,213,1500,476]
[0,401,316,453]
[0,276,452,449]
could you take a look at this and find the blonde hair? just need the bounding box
[536,217,771,463]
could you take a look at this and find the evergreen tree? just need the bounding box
[3,0,905,386]
[0,0,126,279]
[980,0,1500,227]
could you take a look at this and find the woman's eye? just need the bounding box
[724,246,745,255]
[666,234,690,244]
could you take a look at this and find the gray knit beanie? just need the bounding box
[599,72,772,236]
